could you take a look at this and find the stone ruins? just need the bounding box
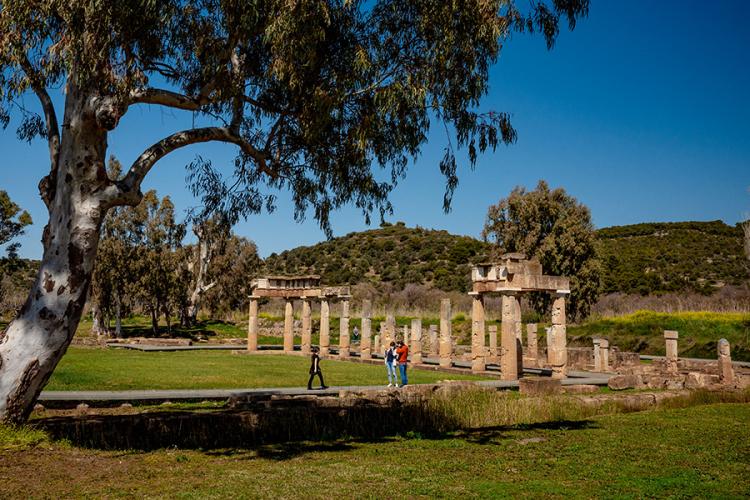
[247,276,352,357]
[469,254,570,380]
[245,268,748,390]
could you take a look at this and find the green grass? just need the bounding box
[567,310,750,361]
[2,402,749,497]
[46,347,486,391]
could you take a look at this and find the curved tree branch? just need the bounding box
[102,127,276,207]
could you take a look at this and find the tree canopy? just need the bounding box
[482,180,600,320]
[1,0,589,230]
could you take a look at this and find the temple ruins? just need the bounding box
[470,253,570,379]
[247,276,351,356]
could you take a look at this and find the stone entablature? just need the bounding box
[250,275,351,299]
[471,254,570,294]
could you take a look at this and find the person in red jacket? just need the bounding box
[395,340,409,387]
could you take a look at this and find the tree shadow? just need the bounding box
[32,404,598,459]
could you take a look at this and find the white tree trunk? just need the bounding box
[186,226,214,324]
[0,85,114,424]
[115,294,123,338]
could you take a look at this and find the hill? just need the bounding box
[596,220,748,295]
[264,222,490,292]
[264,220,749,296]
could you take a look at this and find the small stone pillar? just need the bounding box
[549,294,568,379]
[301,298,312,355]
[283,299,294,353]
[429,325,439,356]
[319,299,330,355]
[514,298,523,376]
[593,338,601,371]
[664,330,679,374]
[600,338,610,371]
[500,294,519,380]
[470,294,486,373]
[373,334,381,354]
[718,338,735,385]
[664,330,679,359]
[411,318,423,364]
[403,325,410,346]
[488,325,498,363]
[360,299,372,360]
[439,299,452,367]
[247,297,259,351]
[339,300,350,358]
[526,323,538,361]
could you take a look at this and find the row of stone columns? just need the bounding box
[247,296,352,357]
[469,293,568,380]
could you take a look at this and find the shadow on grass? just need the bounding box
[32,404,596,459]
[114,319,244,340]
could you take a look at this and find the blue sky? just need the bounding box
[1,0,749,260]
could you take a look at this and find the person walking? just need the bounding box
[307,346,328,390]
[384,341,397,387]
[396,340,409,387]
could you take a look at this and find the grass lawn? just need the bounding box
[1,402,748,497]
[46,347,487,391]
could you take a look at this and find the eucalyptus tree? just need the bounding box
[186,214,230,325]
[0,0,588,423]
[482,180,601,320]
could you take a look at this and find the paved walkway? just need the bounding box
[39,373,611,405]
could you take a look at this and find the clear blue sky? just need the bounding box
[1,0,749,260]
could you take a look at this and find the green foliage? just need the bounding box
[482,180,601,320]
[596,220,749,295]
[0,190,33,312]
[264,223,490,292]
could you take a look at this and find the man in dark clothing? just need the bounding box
[308,346,328,390]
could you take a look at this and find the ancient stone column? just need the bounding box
[373,334,381,354]
[403,325,410,346]
[411,318,423,364]
[488,324,498,363]
[439,299,453,368]
[339,300,350,358]
[360,299,372,360]
[718,338,735,385]
[664,330,679,374]
[385,314,396,346]
[600,338,610,371]
[514,297,523,376]
[429,325,438,356]
[500,294,519,381]
[526,323,538,361]
[283,298,294,353]
[549,294,568,379]
[301,298,312,355]
[593,338,601,372]
[470,294,486,373]
[247,297,259,352]
[319,299,330,355]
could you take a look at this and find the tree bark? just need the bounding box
[114,294,123,338]
[186,225,215,325]
[0,83,116,424]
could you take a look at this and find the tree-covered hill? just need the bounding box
[264,222,491,292]
[264,220,749,296]
[596,220,748,295]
